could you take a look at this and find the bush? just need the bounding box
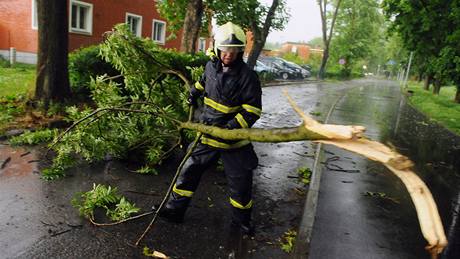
[68,45,121,99]
[9,129,57,145]
[0,56,9,68]
[258,71,276,85]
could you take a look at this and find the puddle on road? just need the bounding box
[0,144,38,178]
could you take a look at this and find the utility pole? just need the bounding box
[403,52,414,88]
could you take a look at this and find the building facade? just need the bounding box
[280,42,312,61]
[0,0,208,64]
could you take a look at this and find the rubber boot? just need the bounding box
[230,207,254,236]
[154,195,190,223]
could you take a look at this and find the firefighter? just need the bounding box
[159,22,262,235]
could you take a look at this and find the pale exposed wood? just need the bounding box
[181,92,448,257]
[317,139,447,256]
[284,89,365,139]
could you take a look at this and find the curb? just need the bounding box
[263,79,319,87]
[293,143,324,258]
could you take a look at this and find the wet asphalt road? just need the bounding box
[306,79,460,259]
[0,78,459,258]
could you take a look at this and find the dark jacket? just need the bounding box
[190,58,262,149]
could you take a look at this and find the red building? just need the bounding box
[280,42,312,61]
[0,0,210,64]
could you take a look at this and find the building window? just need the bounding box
[31,0,38,29]
[126,13,142,37]
[198,38,206,52]
[69,0,93,35]
[152,19,166,44]
[292,45,298,54]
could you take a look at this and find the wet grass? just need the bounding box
[0,64,35,134]
[0,64,36,97]
[406,82,460,134]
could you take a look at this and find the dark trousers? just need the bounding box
[166,143,259,223]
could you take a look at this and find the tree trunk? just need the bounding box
[318,48,329,79]
[317,0,342,79]
[432,79,441,95]
[246,28,263,69]
[246,0,280,69]
[34,0,71,109]
[417,71,423,82]
[180,0,203,54]
[455,86,460,103]
[423,74,432,90]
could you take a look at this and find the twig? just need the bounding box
[50,229,71,237]
[147,74,166,102]
[323,156,360,173]
[1,157,11,169]
[157,138,181,162]
[88,210,155,227]
[135,132,202,246]
[40,220,57,227]
[20,151,31,157]
[66,223,83,228]
[101,74,124,82]
[28,159,41,163]
[292,151,309,157]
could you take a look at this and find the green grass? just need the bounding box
[406,82,460,134]
[0,65,36,97]
[0,64,35,134]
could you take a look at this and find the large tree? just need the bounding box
[34,0,71,108]
[330,0,383,77]
[180,0,204,53]
[317,0,343,79]
[157,0,208,54]
[157,0,289,66]
[382,0,451,95]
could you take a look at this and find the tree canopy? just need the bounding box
[156,0,289,67]
[330,0,383,77]
[382,0,460,101]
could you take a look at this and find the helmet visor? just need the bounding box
[217,46,244,54]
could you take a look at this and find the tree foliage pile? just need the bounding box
[44,25,208,180]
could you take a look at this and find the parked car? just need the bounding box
[301,64,312,71]
[285,61,311,78]
[244,57,272,78]
[254,60,270,74]
[258,57,301,80]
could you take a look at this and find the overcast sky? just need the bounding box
[260,0,323,43]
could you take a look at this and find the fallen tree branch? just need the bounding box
[88,211,155,227]
[317,139,447,256]
[178,91,447,257]
[48,101,180,151]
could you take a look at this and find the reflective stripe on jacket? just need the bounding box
[190,58,262,149]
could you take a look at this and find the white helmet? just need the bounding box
[214,22,246,54]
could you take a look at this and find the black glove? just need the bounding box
[187,94,198,107]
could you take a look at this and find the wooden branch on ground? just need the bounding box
[179,91,447,257]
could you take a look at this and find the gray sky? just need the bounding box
[260,0,323,43]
